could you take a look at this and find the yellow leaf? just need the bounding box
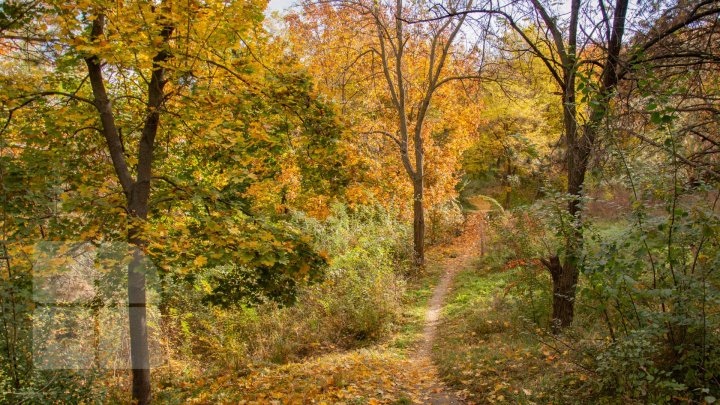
[194,255,208,266]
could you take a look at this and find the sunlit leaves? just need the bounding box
[1,0,348,310]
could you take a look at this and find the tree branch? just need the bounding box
[84,13,133,195]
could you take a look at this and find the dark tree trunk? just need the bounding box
[412,108,425,267]
[550,55,582,330]
[412,176,425,267]
[543,255,577,331]
[127,243,151,404]
[127,185,154,404]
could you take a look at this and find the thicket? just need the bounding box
[154,204,411,382]
[0,203,416,402]
[455,158,720,402]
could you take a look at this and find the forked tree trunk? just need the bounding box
[372,0,465,271]
[84,10,172,403]
[125,30,167,400]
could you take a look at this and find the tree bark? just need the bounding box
[543,255,576,331]
[412,175,425,267]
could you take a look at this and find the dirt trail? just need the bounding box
[221,199,492,404]
[414,205,488,404]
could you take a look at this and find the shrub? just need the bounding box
[582,185,720,402]
[162,203,410,373]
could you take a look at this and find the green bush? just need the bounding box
[162,203,410,372]
[583,194,720,402]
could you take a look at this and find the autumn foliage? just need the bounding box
[2,0,720,403]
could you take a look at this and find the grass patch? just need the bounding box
[434,261,593,404]
[390,262,444,350]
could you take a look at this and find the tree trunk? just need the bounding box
[551,94,594,332]
[544,255,577,331]
[127,187,153,404]
[412,176,425,267]
[127,245,151,404]
[503,156,512,209]
[548,61,582,329]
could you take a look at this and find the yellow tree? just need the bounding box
[463,35,563,207]
[1,0,343,402]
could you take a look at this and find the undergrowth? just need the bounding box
[434,261,592,404]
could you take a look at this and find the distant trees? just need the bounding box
[288,0,483,266]
[461,37,562,208]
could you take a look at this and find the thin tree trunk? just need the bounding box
[412,176,425,266]
[503,157,512,209]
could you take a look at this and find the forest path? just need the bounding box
[415,202,488,404]
[219,200,490,404]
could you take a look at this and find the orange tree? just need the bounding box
[285,0,484,266]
